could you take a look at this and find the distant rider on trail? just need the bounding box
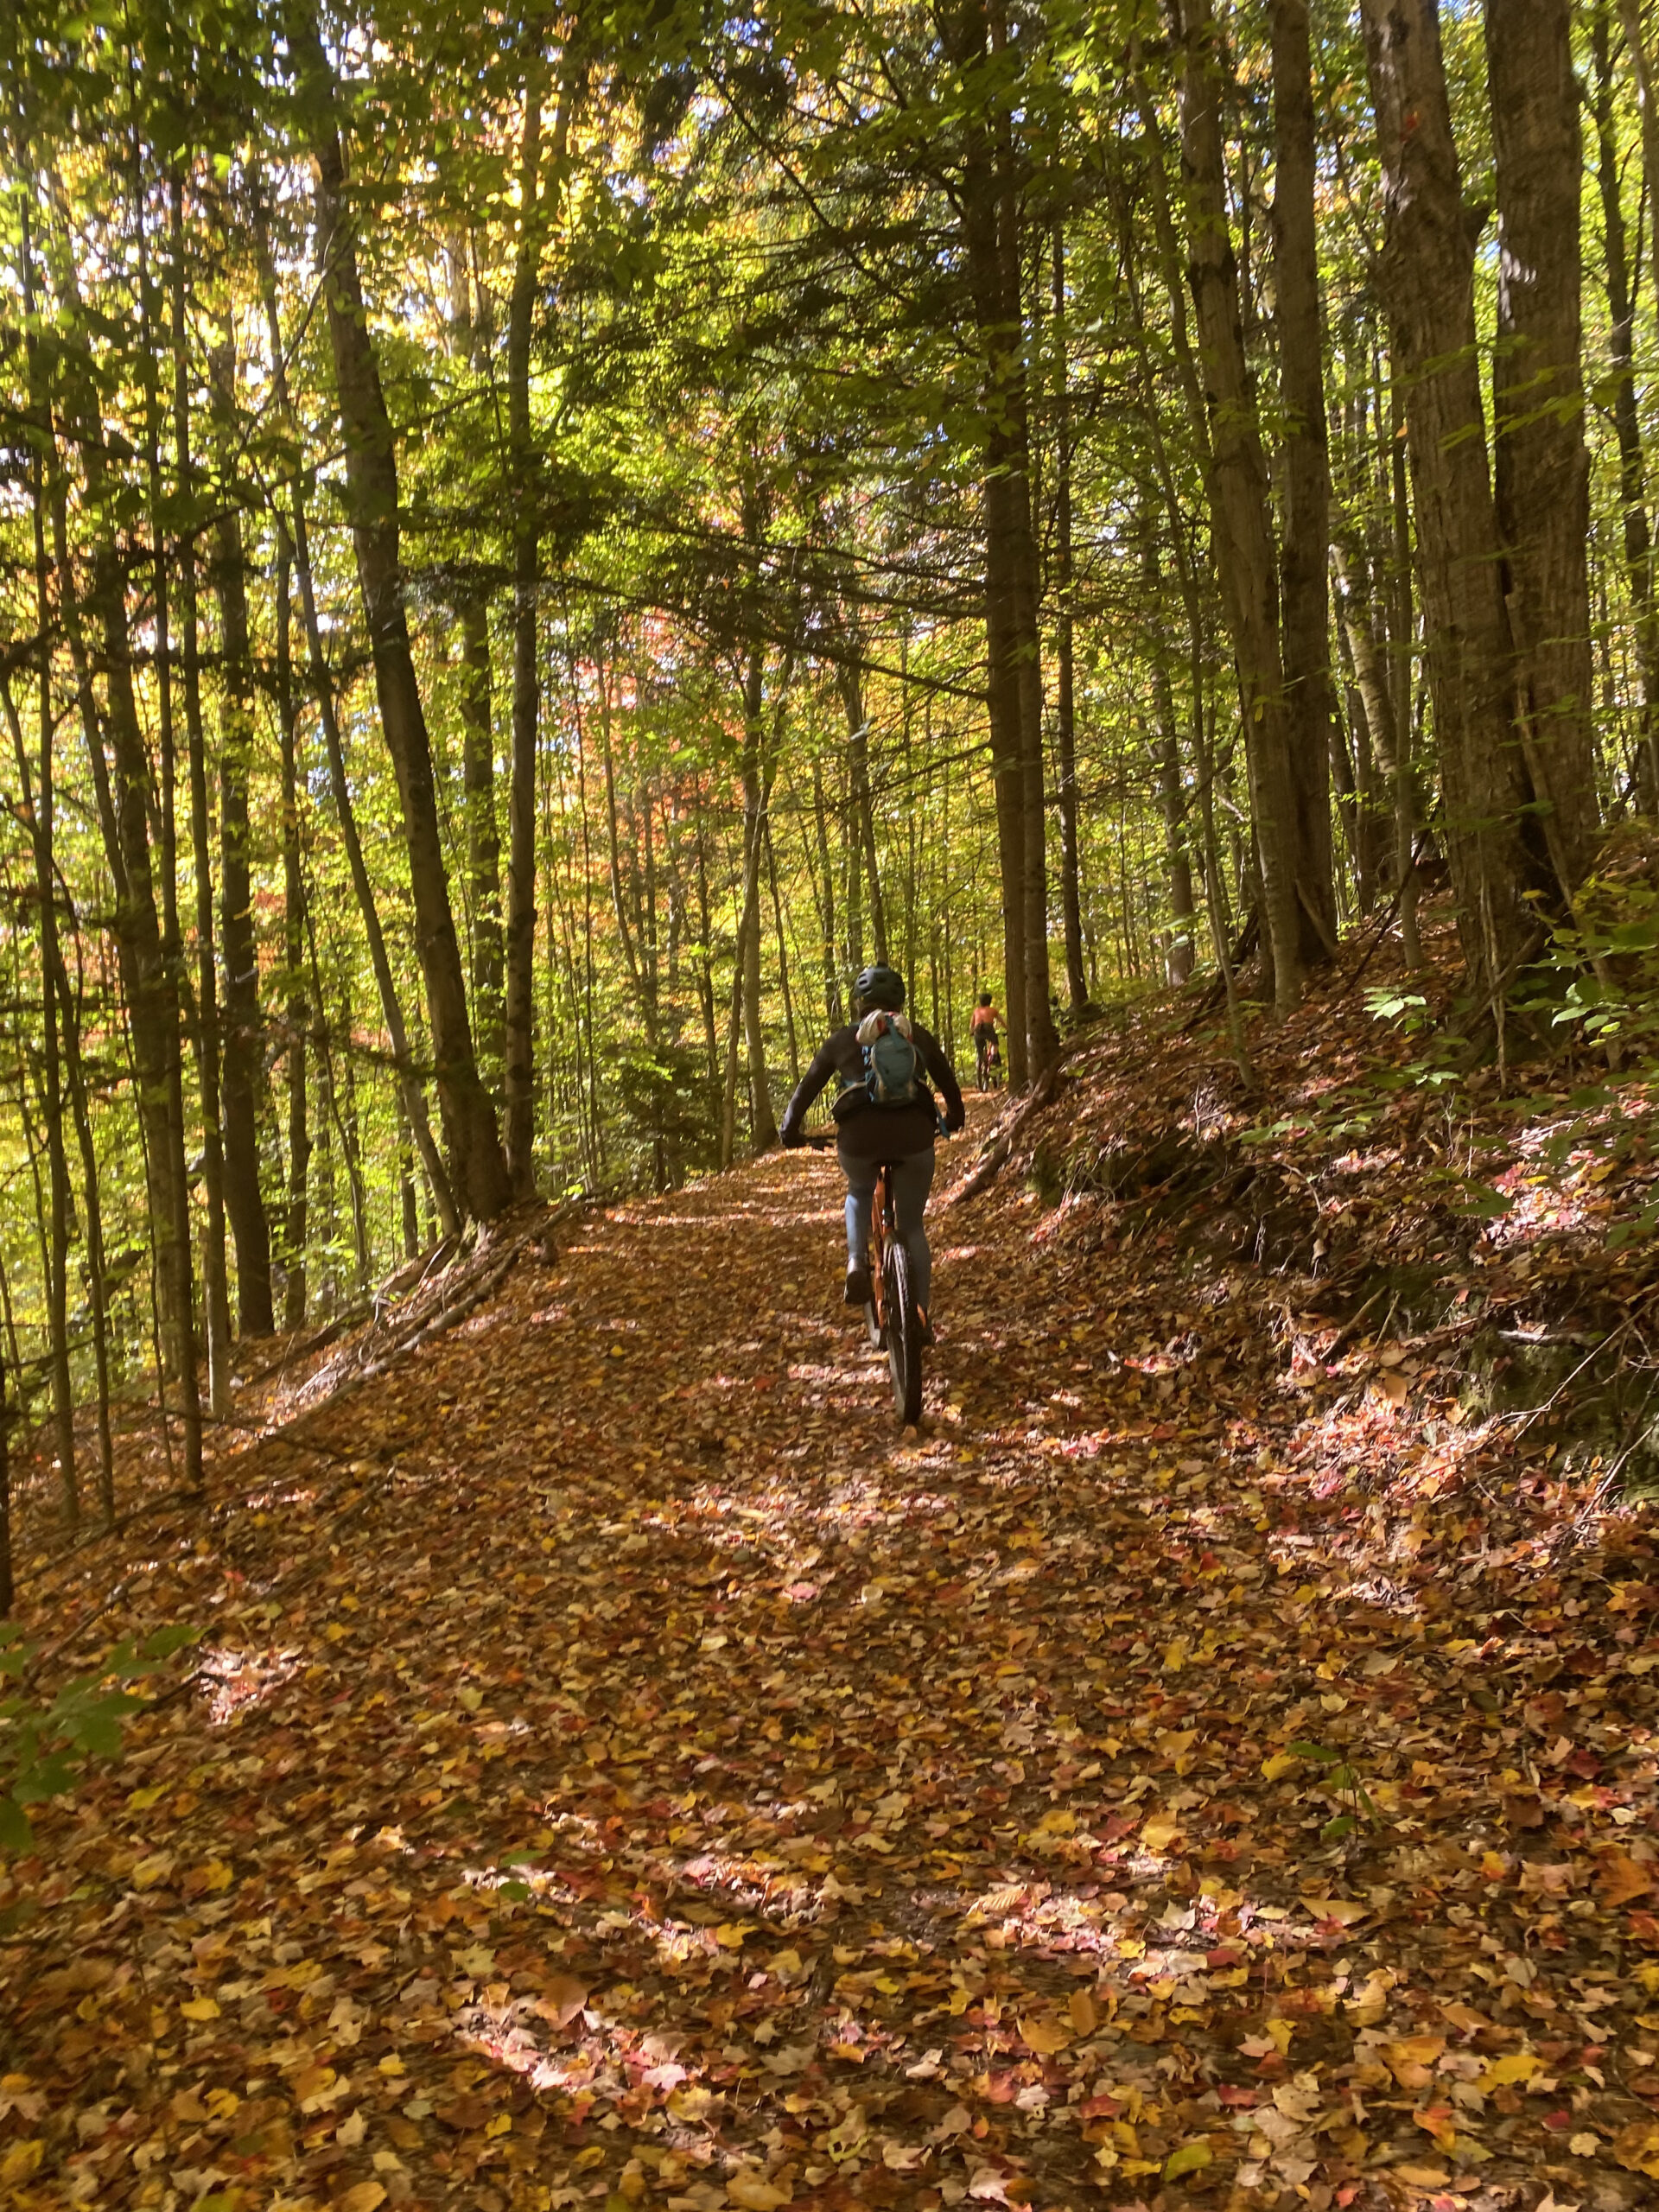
[780,964,965,1338]
[969,991,1003,1086]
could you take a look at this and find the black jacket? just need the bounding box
[780,1020,965,1160]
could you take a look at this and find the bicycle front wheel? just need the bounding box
[884,1241,924,1426]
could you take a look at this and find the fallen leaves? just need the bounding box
[1599,1846,1655,1905]
[3,1084,1659,2212]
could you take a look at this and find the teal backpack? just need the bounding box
[859,1012,923,1108]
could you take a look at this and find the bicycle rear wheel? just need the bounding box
[884,1242,924,1425]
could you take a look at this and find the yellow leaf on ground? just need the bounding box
[1017,2015,1071,2055]
[1141,1811,1182,1852]
[179,1997,220,2022]
[1301,1896,1369,1926]
[1069,1988,1097,2035]
[339,2185,387,2212]
[728,2177,788,2209]
[1615,2120,1659,2177]
[1163,2139,1212,2178]
[1480,2052,1541,2090]
[0,2140,42,2186]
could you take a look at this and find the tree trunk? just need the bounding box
[810,756,842,1025]
[253,205,461,1243]
[940,0,1053,1084]
[1052,219,1089,1013]
[459,592,503,1067]
[1151,671,1198,986]
[993,0,1058,1076]
[1178,0,1303,1014]
[505,52,556,1198]
[14,214,76,1524]
[741,642,777,1150]
[288,0,512,1221]
[209,328,275,1334]
[1487,0,1599,885]
[1359,0,1541,1003]
[43,183,201,1484]
[837,651,887,966]
[59,964,114,1518]
[1270,0,1338,965]
[276,526,310,1331]
[1332,525,1414,937]
[1593,5,1659,803]
[169,178,232,1417]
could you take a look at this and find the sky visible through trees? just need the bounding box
[0,0,1649,1531]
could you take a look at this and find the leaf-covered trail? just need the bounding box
[8,1123,1659,2212]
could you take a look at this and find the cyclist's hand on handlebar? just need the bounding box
[780,1126,806,1150]
[944,1104,966,1135]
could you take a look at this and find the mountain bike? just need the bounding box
[974,1031,1003,1091]
[808,1135,924,1425]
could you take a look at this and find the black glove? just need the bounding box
[944,1104,965,1135]
[781,1125,806,1150]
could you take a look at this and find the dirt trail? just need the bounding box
[4,1122,1655,2212]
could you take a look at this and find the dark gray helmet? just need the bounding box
[854,963,906,1012]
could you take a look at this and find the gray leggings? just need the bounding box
[839,1145,937,1310]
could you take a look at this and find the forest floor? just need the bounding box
[7,942,1659,2212]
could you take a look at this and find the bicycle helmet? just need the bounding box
[853,963,906,1013]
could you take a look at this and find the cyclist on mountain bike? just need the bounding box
[970,992,1003,1087]
[779,964,965,1335]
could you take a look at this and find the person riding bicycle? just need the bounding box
[970,991,1003,1082]
[779,964,965,1335]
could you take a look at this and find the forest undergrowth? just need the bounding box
[3,922,1659,2212]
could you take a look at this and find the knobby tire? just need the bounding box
[885,1241,923,1426]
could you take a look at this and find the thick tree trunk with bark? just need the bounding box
[289,1,512,1221]
[1593,9,1659,801]
[940,0,1057,1084]
[1332,526,1411,908]
[210,333,274,1333]
[1270,0,1338,966]
[1178,0,1303,1014]
[1359,0,1541,1002]
[1486,0,1599,885]
[1052,220,1089,1014]
[1601,9,1659,804]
